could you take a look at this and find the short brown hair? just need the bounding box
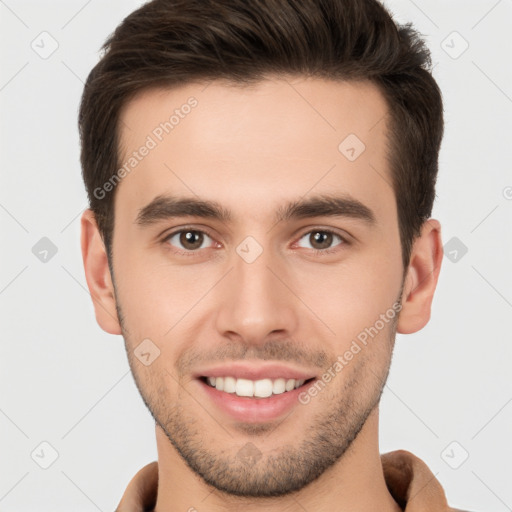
[79,0,443,269]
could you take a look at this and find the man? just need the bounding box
[78,0,472,510]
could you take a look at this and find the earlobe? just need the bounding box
[397,219,443,335]
[80,209,122,335]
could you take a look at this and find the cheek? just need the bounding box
[113,246,205,333]
[291,252,402,341]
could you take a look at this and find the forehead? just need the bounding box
[115,76,392,225]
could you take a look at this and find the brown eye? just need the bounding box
[296,229,346,253]
[311,231,333,249]
[164,229,213,253]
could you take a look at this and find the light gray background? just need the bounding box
[1,0,511,510]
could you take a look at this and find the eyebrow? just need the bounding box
[135,193,376,227]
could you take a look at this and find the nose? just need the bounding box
[214,240,299,346]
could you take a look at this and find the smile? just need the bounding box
[201,376,315,398]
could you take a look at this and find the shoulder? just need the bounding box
[115,461,158,512]
[381,450,479,512]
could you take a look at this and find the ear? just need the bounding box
[397,219,443,334]
[80,209,122,335]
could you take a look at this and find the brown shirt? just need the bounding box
[115,449,472,511]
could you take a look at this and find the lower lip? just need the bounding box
[197,378,315,423]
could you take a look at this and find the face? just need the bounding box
[109,77,406,496]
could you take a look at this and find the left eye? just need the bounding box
[296,229,345,252]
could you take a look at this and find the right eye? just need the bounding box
[162,228,217,256]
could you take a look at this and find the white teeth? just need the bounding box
[224,376,237,393]
[235,378,254,397]
[254,379,273,398]
[206,376,310,397]
[272,378,286,395]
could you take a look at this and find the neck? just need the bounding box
[154,407,402,512]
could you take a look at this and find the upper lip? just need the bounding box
[193,362,318,381]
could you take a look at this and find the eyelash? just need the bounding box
[161,226,349,257]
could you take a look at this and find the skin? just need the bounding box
[81,76,443,511]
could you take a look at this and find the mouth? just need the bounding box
[199,375,316,399]
[196,375,318,423]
